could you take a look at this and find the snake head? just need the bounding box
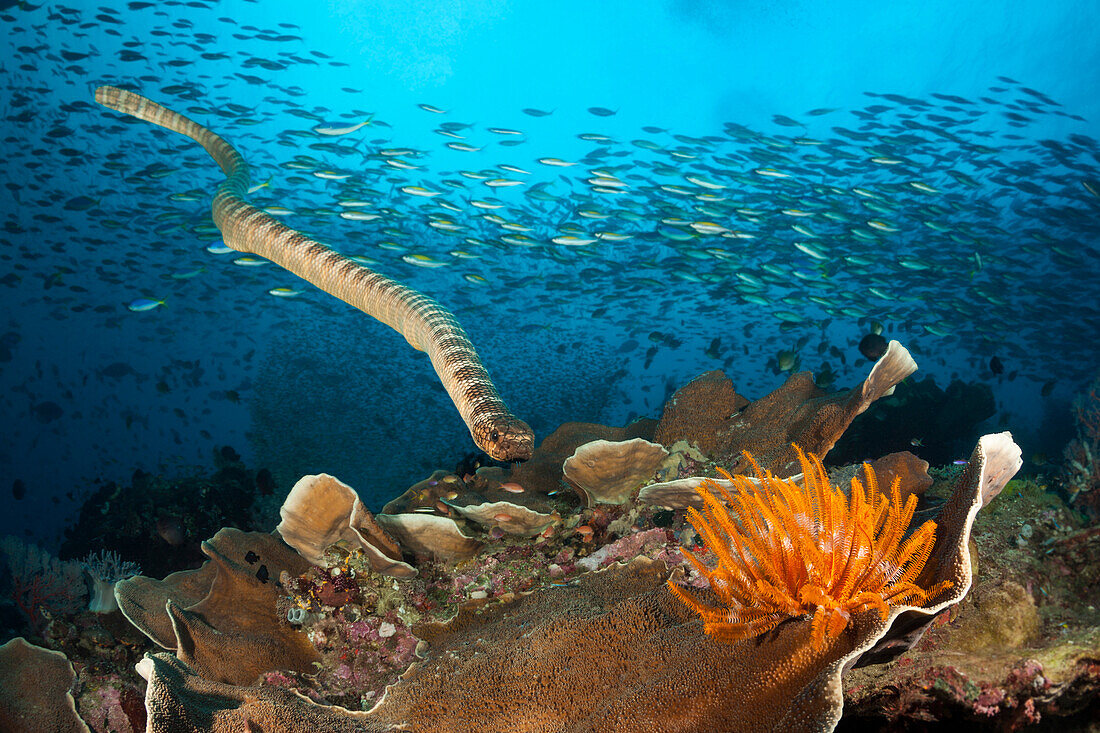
[482,419,535,463]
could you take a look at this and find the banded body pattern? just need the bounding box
[95,86,533,462]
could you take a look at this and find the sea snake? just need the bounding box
[95,86,534,462]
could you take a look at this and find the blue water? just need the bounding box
[1,0,1098,547]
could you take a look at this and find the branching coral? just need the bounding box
[667,446,951,650]
[1,535,85,635]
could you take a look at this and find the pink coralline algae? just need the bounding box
[301,610,421,707]
[575,528,671,571]
[76,674,147,733]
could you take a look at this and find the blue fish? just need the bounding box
[126,297,166,312]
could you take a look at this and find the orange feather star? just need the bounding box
[667,446,952,650]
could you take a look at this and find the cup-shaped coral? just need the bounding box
[668,445,951,650]
[562,438,670,506]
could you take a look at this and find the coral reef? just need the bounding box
[103,432,1016,732]
[74,673,147,733]
[655,341,917,476]
[277,473,415,577]
[864,451,934,501]
[137,652,383,733]
[59,451,271,579]
[1,535,85,636]
[653,370,750,454]
[114,528,319,685]
[1061,373,1100,516]
[838,473,1100,729]
[13,337,1100,730]
[506,419,659,499]
[446,499,559,537]
[374,513,483,562]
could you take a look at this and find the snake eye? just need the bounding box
[491,430,500,442]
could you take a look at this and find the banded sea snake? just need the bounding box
[95,86,534,462]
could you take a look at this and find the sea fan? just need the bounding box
[667,446,952,650]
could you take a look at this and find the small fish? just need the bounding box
[64,195,98,211]
[339,210,382,221]
[268,287,303,297]
[170,267,205,280]
[907,180,940,194]
[910,438,924,447]
[126,297,165,312]
[246,177,273,194]
[682,174,725,190]
[754,167,791,178]
[772,114,803,127]
[156,517,185,546]
[794,241,828,260]
[418,103,447,114]
[551,235,596,246]
[402,253,449,268]
[866,219,899,233]
[400,185,443,197]
[312,118,372,136]
[483,178,524,187]
[587,106,617,116]
[537,157,575,167]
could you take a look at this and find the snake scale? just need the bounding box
[95,86,534,462]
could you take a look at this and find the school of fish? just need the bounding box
[1,1,1098,536]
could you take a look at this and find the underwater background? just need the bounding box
[1,0,1099,550]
